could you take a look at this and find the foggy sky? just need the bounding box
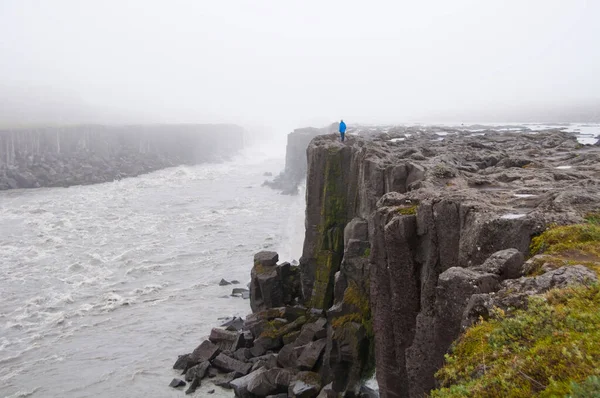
[1,0,599,131]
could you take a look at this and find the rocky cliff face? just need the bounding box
[264,125,335,195]
[299,128,600,397]
[0,124,243,189]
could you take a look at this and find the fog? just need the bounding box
[1,0,599,132]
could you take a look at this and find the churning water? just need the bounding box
[0,142,306,398]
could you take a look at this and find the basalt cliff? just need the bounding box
[172,127,600,397]
[0,124,244,190]
[264,124,337,195]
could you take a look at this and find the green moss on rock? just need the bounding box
[397,205,418,216]
[431,284,600,398]
[310,148,348,309]
[529,223,600,277]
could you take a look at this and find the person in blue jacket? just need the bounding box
[339,119,347,142]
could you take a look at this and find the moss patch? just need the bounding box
[331,281,375,379]
[397,205,418,216]
[310,148,348,309]
[431,284,600,398]
[529,223,600,277]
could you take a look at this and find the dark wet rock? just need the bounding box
[221,317,245,331]
[247,367,294,396]
[289,371,322,398]
[267,394,289,398]
[229,368,266,397]
[219,279,232,286]
[185,376,200,394]
[253,335,283,353]
[214,370,245,389]
[173,354,191,370]
[190,340,221,364]
[208,389,215,394]
[283,330,301,345]
[250,253,302,313]
[211,353,253,375]
[254,251,279,267]
[169,378,186,388]
[207,367,219,378]
[232,288,249,295]
[297,338,327,370]
[231,280,240,284]
[185,361,210,382]
[233,348,252,362]
[209,328,239,351]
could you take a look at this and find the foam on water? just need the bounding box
[501,213,527,219]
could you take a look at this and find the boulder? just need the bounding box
[316,383,339,398]
[277,344,301,369]
[472,248,524,280]
[209,328,239,351]
[169,378,186,388]
[250,252,302,312]
[185,361,210,382]
[230,368,268,398]
[173,353,191,370]
[221,316,245,331]
[185,376,200,394]
[190,340,221,363]
[297,338,327,370]
[247,368,294,396]
[211,353,253,375]
[289,371,322,398]
[219,279,232,286]
[255,251,279,267]
[283,330,301,345]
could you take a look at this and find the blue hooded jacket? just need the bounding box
[339,120,347,133]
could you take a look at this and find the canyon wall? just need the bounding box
[299,128,600,396]
[0,124,244,189]
[264,125,336,194]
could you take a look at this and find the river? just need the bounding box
[0,142,306,398]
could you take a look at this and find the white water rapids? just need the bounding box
[0,142,306,398]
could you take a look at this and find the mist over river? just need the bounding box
[0,141,306,398]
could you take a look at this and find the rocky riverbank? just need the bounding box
[172,126,600,397]
[0,124,244,189]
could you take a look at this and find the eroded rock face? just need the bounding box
[263,125,335,195]
[297,128,600,397]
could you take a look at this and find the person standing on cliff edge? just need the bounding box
[339,119,347,142]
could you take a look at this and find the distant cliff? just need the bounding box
[0,124,244,189]
[264,125,335,194]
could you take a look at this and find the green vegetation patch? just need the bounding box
[529,222,600,277]
[397,204,418,216]
[431,284,600,398]
[331,281,375,379]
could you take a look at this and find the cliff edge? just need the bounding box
[300,128,600,397]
